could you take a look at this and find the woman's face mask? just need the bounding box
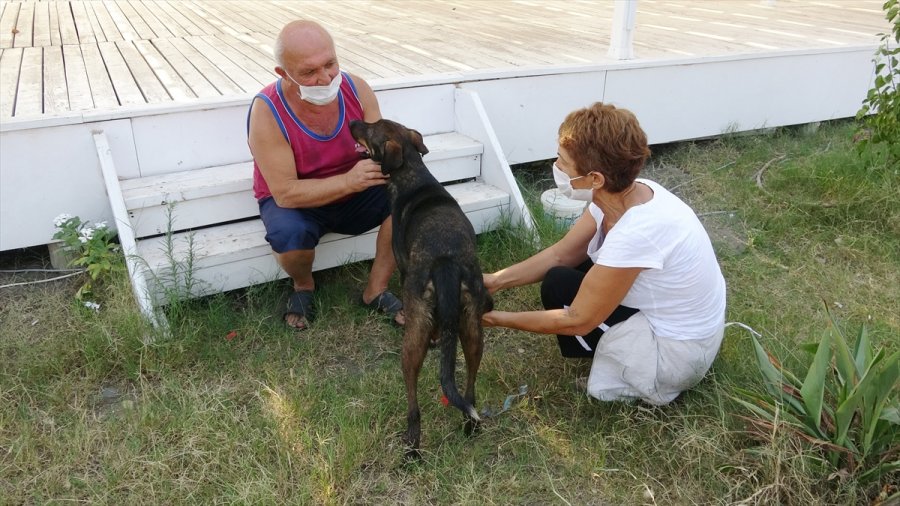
[552,163,593,201]
[285,72,342,105]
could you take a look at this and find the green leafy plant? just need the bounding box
[855,0,900,162]
[52,213,124,299]
[733,304,899,485]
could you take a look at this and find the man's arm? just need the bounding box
[350,73,382,122]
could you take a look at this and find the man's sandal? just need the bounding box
[360,290,404,327]
[284,290,315,331]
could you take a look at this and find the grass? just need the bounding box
[1,119,897,504]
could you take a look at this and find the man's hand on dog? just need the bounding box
[344,159,388,192]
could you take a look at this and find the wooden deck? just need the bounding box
[0,0,891,120]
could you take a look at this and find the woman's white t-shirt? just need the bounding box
[588,179,726,341]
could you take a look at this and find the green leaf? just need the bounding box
[862,351,900,453]
[750,334,785,398]
[798,342,819,355]
[800,330,831,433]
[827,305,857,394]
[882,404,900,425]
[834,351,896,449]
[852,325,873,376]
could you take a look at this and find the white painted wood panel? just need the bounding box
[0,119,139,251]
[602,50,874,144]
[375,85,456,136]
[461,71,607,164]
[130,104,251,176]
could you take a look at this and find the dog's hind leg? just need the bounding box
[460,295,485,436]
[401,312,430,459]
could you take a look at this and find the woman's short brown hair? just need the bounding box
[557,102,651,193]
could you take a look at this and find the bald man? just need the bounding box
[248,21,403,330]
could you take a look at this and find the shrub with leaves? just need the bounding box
[52,213,124,299]
[855,0,900,162]
[733,304,899,486]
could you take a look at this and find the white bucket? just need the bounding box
[540,188,587,227]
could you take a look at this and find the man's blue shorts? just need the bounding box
[258,186,391,253]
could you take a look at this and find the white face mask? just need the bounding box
[285,72,342,105]
[552,163,593,201]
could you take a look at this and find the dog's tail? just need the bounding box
[433,258,480,422]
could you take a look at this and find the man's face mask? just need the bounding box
[552,163,593,201]
[285,71,342,106]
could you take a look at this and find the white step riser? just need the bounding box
[141,204,508,303]
[121,132,483,213]
[137,181,510,268]
[126,154,483,237]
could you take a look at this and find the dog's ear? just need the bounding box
[382,140,403,172]
[409,129,429,156]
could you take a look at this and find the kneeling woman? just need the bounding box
[482,102,726,405]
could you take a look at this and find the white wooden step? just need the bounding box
[134,181,510,301]
[120,132,484,237]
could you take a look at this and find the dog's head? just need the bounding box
[349,119,429,174]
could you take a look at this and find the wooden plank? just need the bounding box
[183,35,262,92]
[115,0,154,40]
[48,0,62,46]
[0,47,23,117]
[80,42,118,109]
[62,44,95,111]
[166,1,218,36]
[15,46,43,116]
[218,1,280,36]
[89,1,123,41]
[204,33,276,84]
[150,37,219,98]
[102,1,137,41]
[43,45,69,114]
[152,1,206,36]
[184,2,244,37]
[96,40,144,105]
[13,1,33,48]
[32,1,51,47]
[127,1,172,39]
[57,1,81,45]
[139,1,186,38]
[166,36,242,95]
[114,40,170,103]
[133,39,194,101]
[72,0,102,43]
[92,131,163,327]
[0,2,21,48]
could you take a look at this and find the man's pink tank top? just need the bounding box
[249,72,364,200]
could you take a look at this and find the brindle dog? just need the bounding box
[349,119,492,458]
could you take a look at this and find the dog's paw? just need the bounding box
[463,417,481,437]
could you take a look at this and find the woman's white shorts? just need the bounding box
[586,312,724,405]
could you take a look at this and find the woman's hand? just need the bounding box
[483,272,500,295]
[481,310,501,327]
